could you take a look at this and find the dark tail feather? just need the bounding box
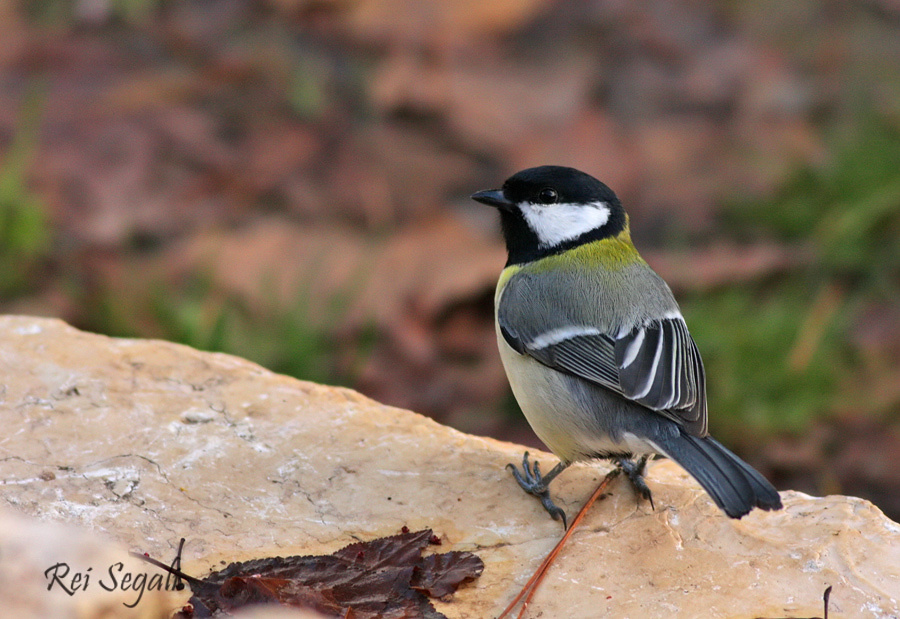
[654,432,782,518]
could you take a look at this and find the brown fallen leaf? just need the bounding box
[150,529,483,618]
[409,551,483,600]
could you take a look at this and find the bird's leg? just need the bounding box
[616,454,654,510]
[507,452,570,528]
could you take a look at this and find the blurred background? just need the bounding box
[1,0,898,519]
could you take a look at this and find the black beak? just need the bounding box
[471,189,515,212]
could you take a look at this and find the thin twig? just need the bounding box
[498,468,620,619]
[129,540,203,589]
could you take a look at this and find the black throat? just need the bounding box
[499,203,627,266]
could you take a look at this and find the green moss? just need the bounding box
[82,265,376,389]
[682,281,848,435]
[24,0,164,26]
[0,86,51,298]
[700,115,900,435]
[725,117,900,280]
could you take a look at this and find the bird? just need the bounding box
[471,165,782,527]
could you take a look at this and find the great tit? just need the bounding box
[472,165,782,526]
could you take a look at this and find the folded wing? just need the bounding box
[499,290,707,436]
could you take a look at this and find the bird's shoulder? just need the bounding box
[499,232,677,328]
[529,228,644,273]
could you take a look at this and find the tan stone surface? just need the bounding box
[0,315,898,618]
[0,507,188,618]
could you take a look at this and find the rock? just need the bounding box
[88,213,510,429]
[0,507,188,618]
[1,315,899,618]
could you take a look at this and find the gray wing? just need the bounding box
[614,318,707,434]
[498,273,707,436]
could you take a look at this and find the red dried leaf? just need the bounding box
[410,552,485,599]
[218,575,290,606]
[179,529,482,618]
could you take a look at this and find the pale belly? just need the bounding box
[496,328,655,463]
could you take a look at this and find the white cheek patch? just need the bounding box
[519,201,611,248]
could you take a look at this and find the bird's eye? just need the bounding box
[538,188,558,204]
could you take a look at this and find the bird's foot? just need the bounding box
[616,455,655,510]
[507,452,569,528]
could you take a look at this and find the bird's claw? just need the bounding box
[539,494,568,528]
[507,452,569,529]
[617,455,655,510]
[507,451,545,490]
